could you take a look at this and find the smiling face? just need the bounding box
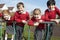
[33,9,41,18]
[17,2,24,13]
[18,4,24,13]
[47,0,56,11]
[48,5,55,10]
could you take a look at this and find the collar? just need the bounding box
[19,11,26,14]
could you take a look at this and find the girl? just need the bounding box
[3,10,14,40]
[28,8,46,40]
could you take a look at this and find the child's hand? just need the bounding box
[51,19,55,21]
[22,20,27,24]
[34,22,39,26]
[51,19,60,24]
[39,20,43,23]
[54,20,60,24]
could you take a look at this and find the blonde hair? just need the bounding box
[33,8,41,14]
[2,10,10,15]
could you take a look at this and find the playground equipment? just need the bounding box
[27,21,59,40]
[44,22,55,40]
[13,21,16,40]
[0,21,2,40]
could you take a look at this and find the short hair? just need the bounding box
[17,2,24,8]
[47,0,56,6]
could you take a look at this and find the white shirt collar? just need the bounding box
[19,11,26,14]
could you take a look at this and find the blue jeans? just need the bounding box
[15,25,24,40]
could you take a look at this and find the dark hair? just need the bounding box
[17,2,24,8]
[47,0,56,6]
[33,8,41,14]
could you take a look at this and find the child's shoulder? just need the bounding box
[45,9,49,12]
[24,11,29,15]
[15,11,19,13]
[25,11,29,14]
[14,11,19,13]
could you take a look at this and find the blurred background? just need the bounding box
[0,0,60,40]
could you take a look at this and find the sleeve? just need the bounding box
[28,20,34,26]
[55,7,60,16]
[14,12,22,23]
[10,15,15,21]
[44,11,51,21]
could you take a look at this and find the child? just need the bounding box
[45,0,60,21]
[44,0,60,40]
[28,8,46,40]
[14,2,30,40]
[3,10,14,40]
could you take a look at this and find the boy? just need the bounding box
[14,2,30,40]
[44,0,60,40]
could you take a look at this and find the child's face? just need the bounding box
[33,10,41,18]
[48,5,55,10]
[18,4,24,13]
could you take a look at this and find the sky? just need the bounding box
[0,0,60,14]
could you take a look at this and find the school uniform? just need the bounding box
[4,15,15,35]
[44,7,60,40]
[14,11,29,40]
[0,13,14,34]
[28,15,46,40]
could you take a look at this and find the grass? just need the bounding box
[51,36,60,40]
[0,23,60,40]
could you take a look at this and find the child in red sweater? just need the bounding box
[45,0,60,21]
[3,10,14,40]
[14,2,29,40]
[44,0,60,40]
[28,8,46,40]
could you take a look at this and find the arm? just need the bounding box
[44,11,51,21]
[28,20,34,26]
[55,7,60,16]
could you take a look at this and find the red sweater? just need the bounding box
[45,7,60,21]
[28,15,46,29]
[7,16,15,26]
[0,13,14,26]
[0,13,2,17]
[14,11,30,27]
